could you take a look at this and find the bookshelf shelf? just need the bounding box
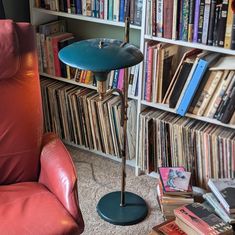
[33,7,142,30]
[141,100,235,129]
[144,35,235,56]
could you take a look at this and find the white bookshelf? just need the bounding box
[30,0,235,177]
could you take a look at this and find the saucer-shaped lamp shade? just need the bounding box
[58,38,143,81]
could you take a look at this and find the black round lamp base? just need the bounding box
[97,191,148,226]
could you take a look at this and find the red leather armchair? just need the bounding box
[0,20,84,234]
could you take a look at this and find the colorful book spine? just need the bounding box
[181,0,190,41]
[145,45,154,101]
[172,0,178,40]
[75,0,82,14]
[224,0,233,48]
[156,0,163,37]
[202,0,211,44]
[119,0,125,22]
[193,0,201,42]
[188,0,195,42]
[231,4,235,49]
[176,55,214,116]
[207,0,217,45]
[197,0,205,43]
[108,0,113,20]
[163,0,173,39]
[217,0,229,47]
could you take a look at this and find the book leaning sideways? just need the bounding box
[174,203,233,235]
[208,178,235,214]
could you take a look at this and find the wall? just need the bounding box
[3,0,30,22]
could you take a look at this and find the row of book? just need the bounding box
[40,77,137,159]
[146,0,235,50]
[36,20,140,96]
[34,0,143,26]
[143,43,235,124]
[139,108,235,188]
[150,202,233,235]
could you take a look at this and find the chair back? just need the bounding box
[0,20,43,184]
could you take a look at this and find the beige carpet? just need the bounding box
[68,146,164,235]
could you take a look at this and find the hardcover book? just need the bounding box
[208,178,235,214]
[151,219,187,235]
[158,167,192,193]
[174,203,233,235]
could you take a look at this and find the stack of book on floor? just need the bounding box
[203,178,235,225]
[150,202,233,235]
[157,167,194,219]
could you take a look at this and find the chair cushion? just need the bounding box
[0,20,20,80]
[0,182,80,235]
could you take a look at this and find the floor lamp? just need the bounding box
[59,17,148,226]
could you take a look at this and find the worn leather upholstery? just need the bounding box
[0,20,84,234]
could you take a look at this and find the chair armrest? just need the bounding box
[39,133,84,233]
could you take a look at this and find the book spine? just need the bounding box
[67,0,71,13]
[75,0,82,13]
[181,0,189,41]
[213,4,222,46]
[152,0,156,36]
[188,0,195,42]
[112,69,119,88]
[100,0,104,18]
[193,0,201,42]
[119,0,125,22]
[177,59,208,116]
[156,0,163,37]
[202,0,211,44]
[132,64,139,96]
[197,0,205,43]
[163,0,173,39]
[207,0,217,45]
[224,0,233,48]
[145,46,154,101]
[230,3,235,49]
[108,0,113,20]
[172,0,178,40]
[134,0,143,26]
[217,0,229,47]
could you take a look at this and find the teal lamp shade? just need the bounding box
[58,38,143,81]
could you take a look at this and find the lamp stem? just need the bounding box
[120,15,130,207]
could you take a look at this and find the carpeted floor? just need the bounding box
[68,146,164,235]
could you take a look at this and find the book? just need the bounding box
[193,0,201,42]
[162,48,201,104]
[208,178,235,214]
[224,0,233,48]
[192,70,224,116]
[151,219,187,235]
[201,0,211,44]
[188,0,195,42]
[203,192,235,224]
[158,167,192,193]
[197,0,205,43]
[176,52,221,116]
[169,59,194,108]
[207,0,217,45]
[163,0,173,39]
[204,70,234,118]
[174,203,233,235]
[217,0,229,47]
